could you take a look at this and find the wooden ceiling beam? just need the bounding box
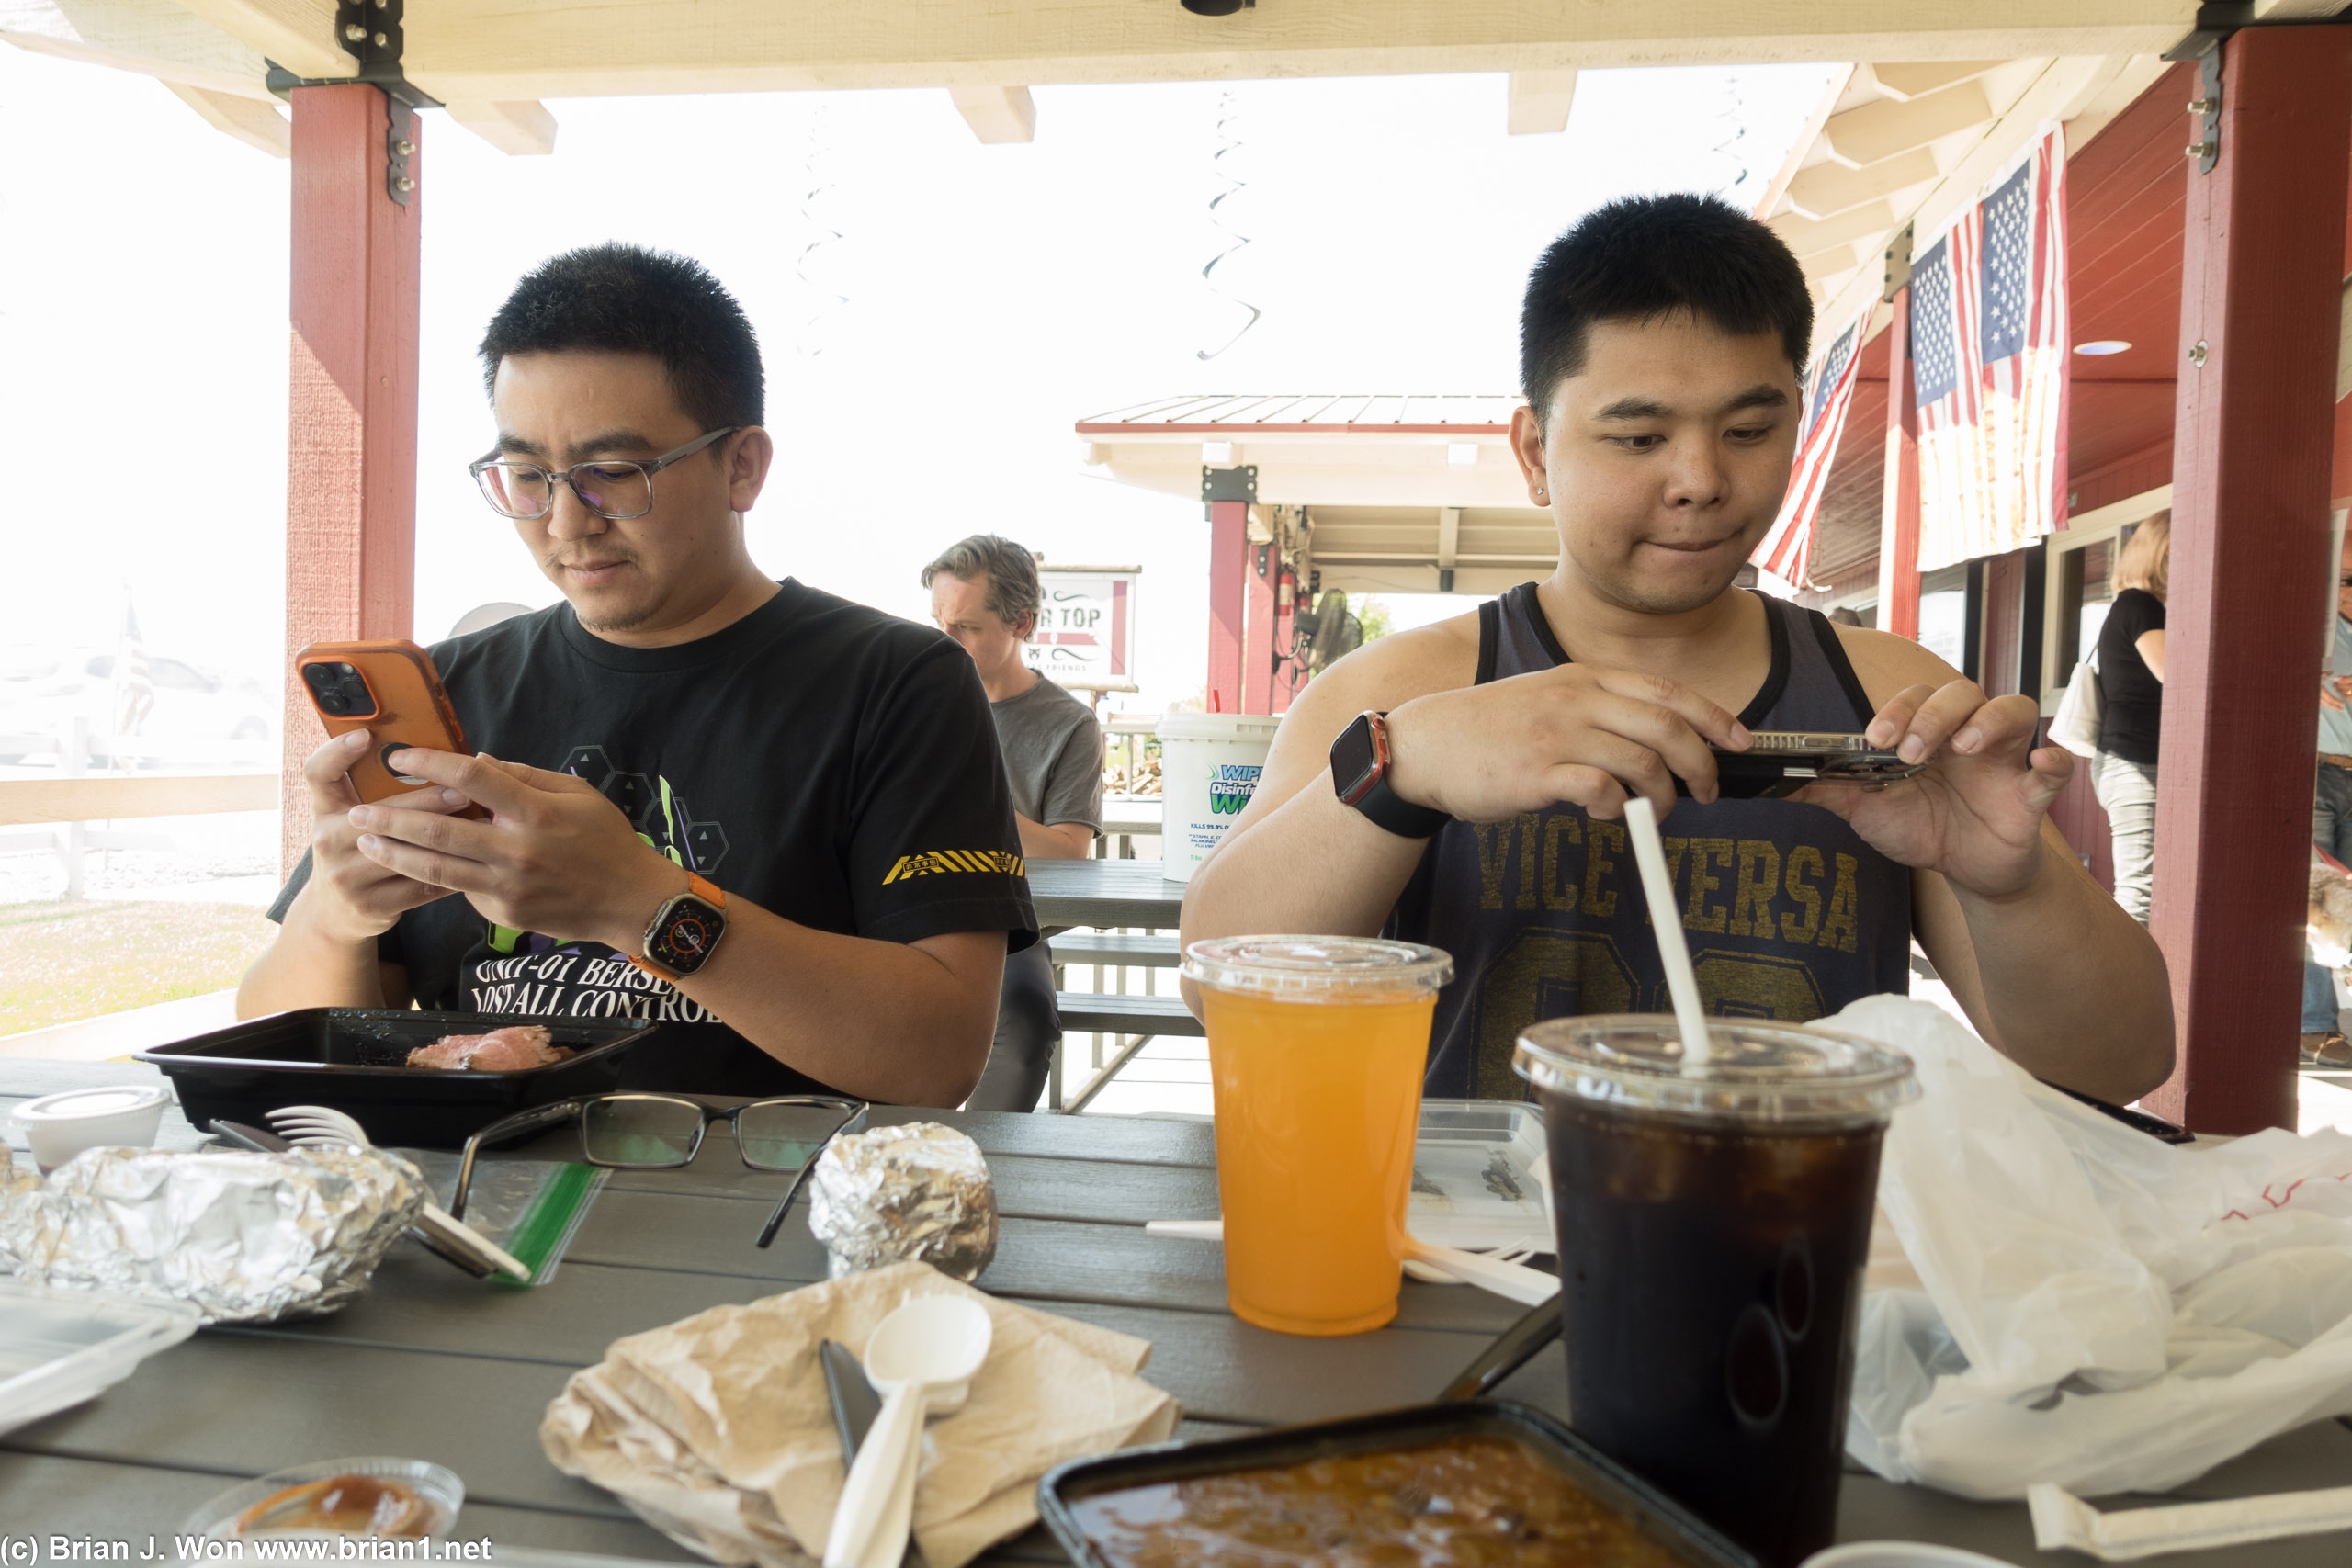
[391,1,2191,101]
[168,0,352,81]
[1867,60,2003,100]
[1770,200,1899,258]
[947,85,1036,143]
[1821,80,1991,167]
[162,78,289,154]
[1786,148,1939,220]
[443,98,559,153]
[1506,69,1577,134]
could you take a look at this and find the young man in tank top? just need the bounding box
[1182,195,2173,1106]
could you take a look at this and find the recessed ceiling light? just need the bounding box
[2074,340,2132,355]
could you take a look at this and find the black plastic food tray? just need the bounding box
[1038,1398,1759,1568]
[135,1008,655,1148]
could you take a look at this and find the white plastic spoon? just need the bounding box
[822,1293,993,1568]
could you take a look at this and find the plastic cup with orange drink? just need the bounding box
[1180,935,1454,1336]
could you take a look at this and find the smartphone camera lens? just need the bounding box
[301,661,373,719]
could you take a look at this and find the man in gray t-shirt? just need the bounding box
[923,535,1105,1109]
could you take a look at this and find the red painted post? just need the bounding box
[280,85,423,874]
[1205,501,1247,712]
[1876,286,1922,639]
[1242,531,1277,714]
[2146,27,2352,1133]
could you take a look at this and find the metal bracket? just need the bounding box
[1882,222,1914,304]
[1201,464,1259,505]
[385,99,416,205]
[262,0,438,205]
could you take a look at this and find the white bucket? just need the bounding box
[1156,711,1282,883]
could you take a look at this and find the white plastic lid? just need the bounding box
[13,1085,172,1123]
[0,1280,199,1438]
[1514,1015,1917,1129]
[1800,1543,2023,1568]
[1182,934,1453,998]
[1155,711,1283,742]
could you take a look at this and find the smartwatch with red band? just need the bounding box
[631,872,727,979]
[1329,711,1450,840]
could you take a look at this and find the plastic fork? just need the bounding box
[266,1104,532,1282]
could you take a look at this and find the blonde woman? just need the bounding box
[2090,513,2168,926]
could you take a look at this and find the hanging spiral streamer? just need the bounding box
[1712,73,1751,198]
[1196,88,1261,362]
[796,104,851,356]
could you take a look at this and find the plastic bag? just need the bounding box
[1835,994,2352,1499]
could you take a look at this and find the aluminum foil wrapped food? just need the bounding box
[806,1122,997,1282]
[0,1142,423,1322]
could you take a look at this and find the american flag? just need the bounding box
[111,595,153,742]
[1914,128,2070,572]
[1753,304,1871,587]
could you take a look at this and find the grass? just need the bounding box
[0,900,277,1036]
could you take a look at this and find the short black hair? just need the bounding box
[479,243,764,430]
[1520,194,1813,416]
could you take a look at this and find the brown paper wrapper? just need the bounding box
[540,1260,1181,1568]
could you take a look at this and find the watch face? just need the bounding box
[650,895,724,975]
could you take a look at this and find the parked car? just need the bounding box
[0,645,275,768]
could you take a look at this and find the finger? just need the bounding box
[1569,733,1680,824]
[374,784,473,816]
[356,829,495,895]
[1593,670,1750,750]
[2021,745,2072,815]
[1863,685,1939,750]
[472,756,600,795]
[302,729,370,817]
[348,800,497,859]
[1535,761,1630,820]
[1948,694,2042,759]
[2328,689,2347,713]
[1893,680,1988,764]
[1582,694,1723,803]
[383,750,537,816]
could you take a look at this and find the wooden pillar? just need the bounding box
[1242,526,1278,714]
[281,85,423,873]
[1875,285,1922,639]
[2147,26,2352,1133]
[1205,501,1247,712]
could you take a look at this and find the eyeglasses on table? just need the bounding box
[450,1092,866,1248]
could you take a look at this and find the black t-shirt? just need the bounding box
[269,580,1037,1098]
[2097,588,2165,765]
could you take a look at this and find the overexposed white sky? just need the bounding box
[2,50,1833,711]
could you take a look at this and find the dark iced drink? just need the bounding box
[1515,1017,1917,1568]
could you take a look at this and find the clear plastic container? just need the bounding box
[1411,1098,1552,1251]
[181,1456,465,1543]
[0,1279,199,1437]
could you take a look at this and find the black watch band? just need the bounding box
[1330,711,1450,840]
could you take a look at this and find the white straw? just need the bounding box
[1622,796,1714,1070]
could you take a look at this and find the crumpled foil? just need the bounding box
[0,1142,423,1322]
[806,1122,996,1283]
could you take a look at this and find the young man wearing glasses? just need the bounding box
[240,243,1036,1107]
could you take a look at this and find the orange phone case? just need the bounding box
[293,639,484,813]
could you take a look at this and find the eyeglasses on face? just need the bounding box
[469,425,743,521]
[451,1092,865,1247]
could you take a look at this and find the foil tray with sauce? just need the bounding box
[1038,1399,1759,1568]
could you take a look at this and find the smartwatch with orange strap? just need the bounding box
[630,872,727,979]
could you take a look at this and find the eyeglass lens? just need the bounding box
[734,1101,856,1171]
[479,460,653,521]
[582,1096,705,1167]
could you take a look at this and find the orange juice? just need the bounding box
[1182,936,1453,1337]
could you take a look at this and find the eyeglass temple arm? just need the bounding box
[450,1099,583,1220]
[754,1101,869,1249]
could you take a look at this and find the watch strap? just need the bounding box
[1331,711,1450,840]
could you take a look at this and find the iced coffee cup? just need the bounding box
[1514,1016,1917,1568]
[1181,935,1453,1337]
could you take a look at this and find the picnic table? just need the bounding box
[1026,857,1185,936]
[4,1057,2350,1565]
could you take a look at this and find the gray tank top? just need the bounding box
[1388,584,1913,1100]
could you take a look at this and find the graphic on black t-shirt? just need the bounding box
[478,750,727,1025]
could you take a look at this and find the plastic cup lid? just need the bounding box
[1800,1543,2022,1568]
[13,1085,172,1123]
[1182,934,1453,998]
[1514,1013,1917,1127]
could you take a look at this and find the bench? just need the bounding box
[1051,990,1204,1113]
[1047,932,1182,969]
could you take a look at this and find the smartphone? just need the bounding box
[294,639,484,813]
[1687,730,1926,800]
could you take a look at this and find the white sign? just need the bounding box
[1025,567,1138,692]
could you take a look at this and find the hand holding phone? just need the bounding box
[1684,730,1925,800]
[295,640,485,815]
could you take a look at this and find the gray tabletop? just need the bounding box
[1027,857,1186,933]
[4,1057,2349,1565]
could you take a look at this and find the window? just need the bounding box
[1917,564,1970,670]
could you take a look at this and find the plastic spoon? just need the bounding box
[1622,795,1714,1069]
[822,1293,993,1568]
